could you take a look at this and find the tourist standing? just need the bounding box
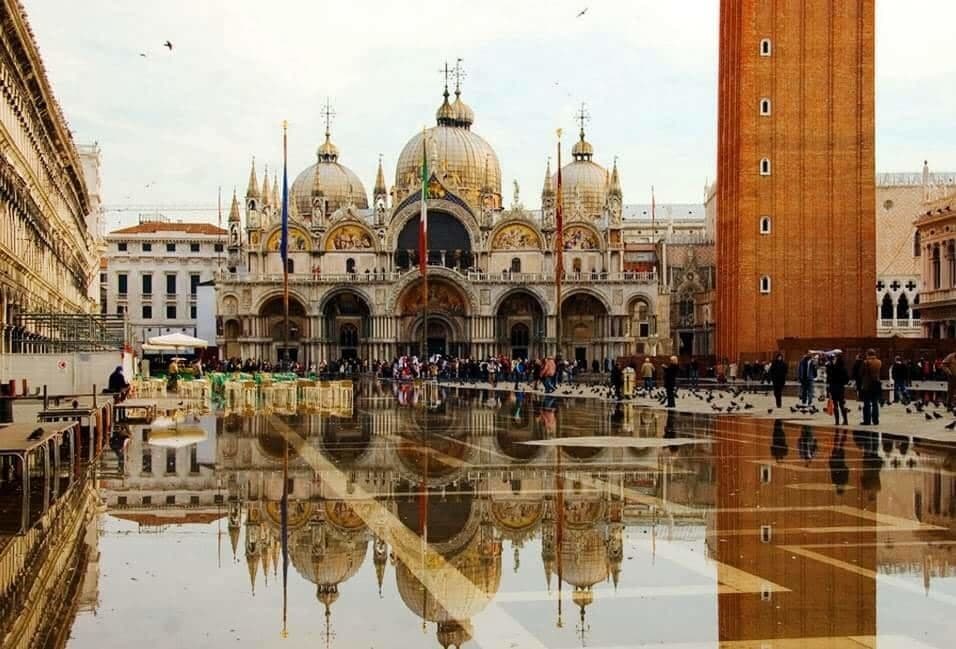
[891,356,909,403]
[663,356,679,408]
[610,361,624,401]
[797,354,816,405]
[827,353,849,425]
[641,357,655,392]
[861,349,882,426]
[769,353,788,408]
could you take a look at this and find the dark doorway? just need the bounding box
[277,347,298,363]
[575,347,587,365]
[679,332,694,356]
[427,337,446,357]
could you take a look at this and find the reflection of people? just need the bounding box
[771,419,788,462]
[829,429,849,493]
[107,366,130,400]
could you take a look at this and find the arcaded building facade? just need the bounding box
[0,1,101,352]
[215,83,671,365]
[716,0,877,360]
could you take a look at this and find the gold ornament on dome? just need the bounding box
[563,225,599,250]
[250,232,260,246]
[492,224,541,250]
[326,224,374,251]
[428,177,446,199]
[399,280,467,315]
[266,227,310,252]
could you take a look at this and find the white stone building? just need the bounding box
[102,218,227,352]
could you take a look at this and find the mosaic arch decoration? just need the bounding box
[399,278,468,315]
[266,226,310,252]
[325,224,374,251]
[563,224,600,250]
[492,223,542,250]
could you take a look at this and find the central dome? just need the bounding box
[291,131,369,217]
[394,88,501,209]
[556,128,608,219]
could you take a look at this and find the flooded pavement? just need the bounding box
[6,379,956,648]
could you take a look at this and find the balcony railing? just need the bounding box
[220,267,658,285]
[879,318,922,330]
[918,287,956,305]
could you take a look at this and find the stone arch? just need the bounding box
[317,287,375,317]
[562,222,605,252]
[493,287,548,316]
[562,288,612,314]
[387,196,480,252]
[254,289,311,316]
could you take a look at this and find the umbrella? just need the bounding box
[147,424,208,448]
[148,332,208,349]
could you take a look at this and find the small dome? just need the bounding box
[556,159,608,219]
[559,528,609,588]
[452,94,474,128]
[290,531,369,588]
[436,93,457,125]
[291,159,369,216]
[317,135,339,162]
[572,137,594,159]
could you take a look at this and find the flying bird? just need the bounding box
[164,40,173,51]
[139,52,147,58]
[576,8,588,17]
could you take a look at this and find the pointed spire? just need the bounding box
[261,165,271,207]
[609,157,621,193]
[245,157,259,198]
[228,189,240,222]
[247,553,258,595]
[272,173,280,210]
[542,157,554,197]
[374,154,387,196]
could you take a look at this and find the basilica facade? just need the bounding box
[216,83,665,365]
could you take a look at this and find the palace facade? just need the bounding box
[0,1,102,353]
[215,84,677,366]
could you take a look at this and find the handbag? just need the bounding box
[826,398,834,415]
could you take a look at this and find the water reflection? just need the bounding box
[5,380,956,647]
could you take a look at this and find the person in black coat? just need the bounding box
[827,353,850,425]
[663,355,679,408]
[769,353,788,408]
[610,361,624,400]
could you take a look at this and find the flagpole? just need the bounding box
[217,186,223,272]
[554,130,564,359]
[420,128,428,368]
[282,120,290,370]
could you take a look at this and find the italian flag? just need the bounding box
[419,136,428,276]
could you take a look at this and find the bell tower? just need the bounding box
[716,0,876,360]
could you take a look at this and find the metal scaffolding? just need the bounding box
[11,313,130,353]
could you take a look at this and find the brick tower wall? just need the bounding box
[716,0,877,361]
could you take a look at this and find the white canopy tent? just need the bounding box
[147,333,208,349]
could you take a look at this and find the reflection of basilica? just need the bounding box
[215,73,667,365]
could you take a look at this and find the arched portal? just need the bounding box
[322,291,371,360]
[395,211,474,271]
[495,290,545,360]
[561,292,609,368]
[259,295,308,364]
[396,277,470,357]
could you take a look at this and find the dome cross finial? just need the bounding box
[453,57,465,97]
[321,97,336,139]
[440,60,451,100]
[575,102,591,140]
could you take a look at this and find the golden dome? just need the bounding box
[290,531,369,588]
[291,129,369,216]
[394,541,501,626]
[555,128,607,219]
[559,528,609,588]
[395,91,501,208]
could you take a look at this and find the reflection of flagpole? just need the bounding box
[280,436,289,638]
[555,413,564,628]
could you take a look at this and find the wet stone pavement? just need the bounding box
[17,380,956,648]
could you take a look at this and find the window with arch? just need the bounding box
[897,293,910,321]
[678,294,695,325]
[932,245,941,289]
[914,230,921,257]
[759,216,772,234]
[760,158,771,176]
[759,98,772,116]
[760,39,772,56]
[572,258,582,273]
[759,275,771,294]
[510,257,521,273]
[880,293,894,320]
[345,258,356,274]
[632,299,651,338]
[340,323,358,348]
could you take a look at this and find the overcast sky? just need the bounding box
[24,0,956,229]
